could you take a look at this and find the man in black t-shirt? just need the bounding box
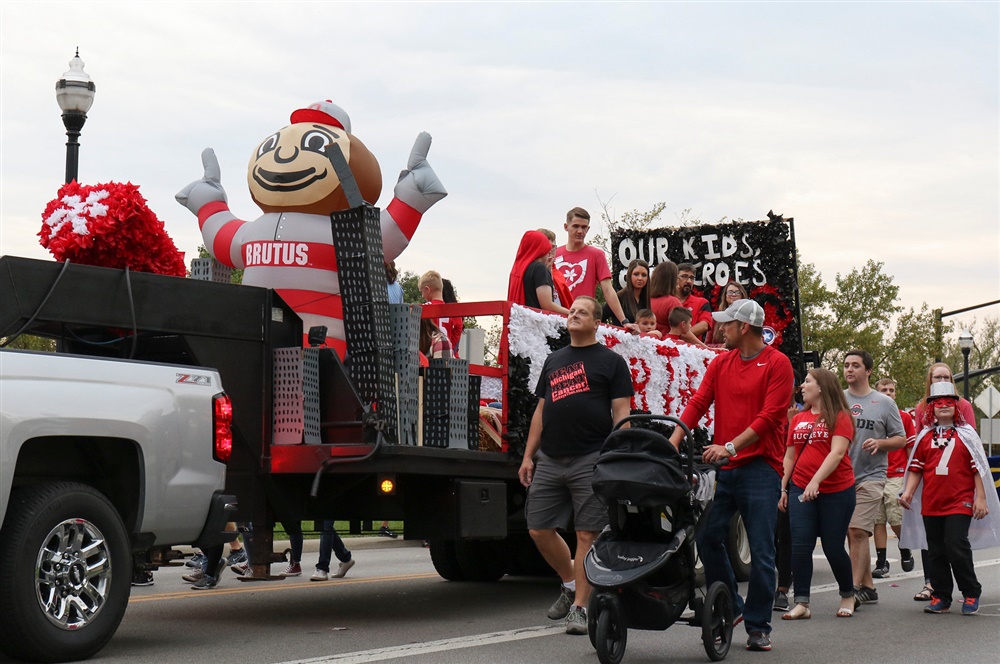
[518,296,633,635]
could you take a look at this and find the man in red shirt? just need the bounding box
[554,207,634,331]
[676,263,714,341]
[872,378,916,577]
[669,298,793,652]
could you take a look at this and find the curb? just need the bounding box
[173,536,422,557]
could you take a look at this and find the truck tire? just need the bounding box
[428,540,466,581]
[455,538,509,582]
[0,482,131,663]
[727,513,751,582]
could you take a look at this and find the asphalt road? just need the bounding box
[3,540,998,664]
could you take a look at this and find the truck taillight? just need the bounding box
[213,393,233,463]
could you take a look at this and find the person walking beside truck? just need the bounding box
[668,298,793,652]
[518,296,633,635]
[841,350,906,607]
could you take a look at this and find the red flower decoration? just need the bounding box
[39,181,186,277]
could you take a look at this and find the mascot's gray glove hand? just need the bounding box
[175,148,228,214]
[393,132,447,214]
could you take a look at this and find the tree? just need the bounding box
[796,257,969,409]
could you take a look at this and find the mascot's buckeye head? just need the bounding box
[247,100,382,214]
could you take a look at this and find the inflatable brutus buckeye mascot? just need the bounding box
[176,100,446,355]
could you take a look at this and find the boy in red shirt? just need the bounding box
[419,270,462,357]
[899,382,1000,615]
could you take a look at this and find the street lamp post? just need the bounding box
[55,49,96,184]
[958,329,973,401]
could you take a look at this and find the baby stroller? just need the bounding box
[585,414,733,664]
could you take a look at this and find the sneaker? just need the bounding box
[231,562,253,579]
[191,574,219,590]
[900,552,915,573]
[565,606,588,635]
[924,597,951,613]
[855,585,879,604]
[872,561,889,578]
[378,526,398,538]
[226,548,248,566]
[192,558,226,590]
[186,552,206,569]
[311,568,330,582]
[547,585,575,620]
[746,632,772,651]
[961,596,979,615]
[131,570,154,587]
[281,562,302,577]
[772,590,789,612]
[332,559,355,578]
[182,570,205,583]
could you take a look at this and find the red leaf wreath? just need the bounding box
[39,181,186,277]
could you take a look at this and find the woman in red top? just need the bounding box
[648,260,681,338]
[778,368,857,619]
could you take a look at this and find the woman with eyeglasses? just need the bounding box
[913,363,977,431]
[909,362,978,601]
[712,282,749,344]
[603,259,650,326]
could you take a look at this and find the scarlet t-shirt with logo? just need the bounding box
[886,409,916,478]
[908,427,979,516]
[787,410,855,493]
[554,245,612,301]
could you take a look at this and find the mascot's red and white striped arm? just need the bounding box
[176,103,446,356]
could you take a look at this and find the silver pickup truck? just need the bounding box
[0,348,236,663]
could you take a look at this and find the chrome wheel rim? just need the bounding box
[35,518,112,630]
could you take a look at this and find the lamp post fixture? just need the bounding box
[55,49,96,184]
[958,329,973,401]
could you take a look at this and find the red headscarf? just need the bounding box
[507,230,552,305]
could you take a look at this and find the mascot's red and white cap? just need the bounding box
[290,100,352,133]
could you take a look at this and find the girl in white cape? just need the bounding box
[899,381,1000,615]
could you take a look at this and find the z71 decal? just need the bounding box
[175,373,212,386]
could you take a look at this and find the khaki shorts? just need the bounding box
[525,450,608,532]
[850,480,886,535]
[875,476,904,527]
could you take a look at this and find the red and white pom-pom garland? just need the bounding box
[508,305,720,433]
[39,181,186,277]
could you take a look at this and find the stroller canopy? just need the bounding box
[592,427,691,508]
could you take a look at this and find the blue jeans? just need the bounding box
[284,521,352,571]
[788,484,856,603]
[698,458,779,635]
[316,520,352,572]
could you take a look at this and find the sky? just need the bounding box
[2,1,998,339]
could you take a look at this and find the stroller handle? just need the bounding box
[612,414,695,486]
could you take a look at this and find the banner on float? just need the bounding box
[610,214,803,371]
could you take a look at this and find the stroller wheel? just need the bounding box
[702,581,734,661]
[595,595,627,664]
[587,592,602,650]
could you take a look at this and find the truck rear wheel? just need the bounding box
[455,538,509,582]
[428,540,466,581]
[727,514,751,582]
[429,539,510,582]
[0,482,131,663]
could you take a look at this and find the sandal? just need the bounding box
[781,604,812,620]
[914,584,933,601]
[837,607,854,618]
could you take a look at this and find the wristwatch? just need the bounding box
[724,442,738,458]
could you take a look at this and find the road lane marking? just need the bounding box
[128,572,440,603]
[273,625,566,663]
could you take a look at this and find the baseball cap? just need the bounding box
[290,100,352,133]
[712,298,764,327]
